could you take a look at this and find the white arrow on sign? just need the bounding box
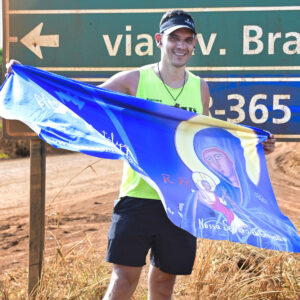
[20,23,59,59]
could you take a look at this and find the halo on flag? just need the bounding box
[175,114,261,186]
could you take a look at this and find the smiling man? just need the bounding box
[5,9,276,300]
[99,10,210,300]
[100,9,275,300]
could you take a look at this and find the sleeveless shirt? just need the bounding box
[119,64,203,199]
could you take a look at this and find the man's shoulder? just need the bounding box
[139,63,155,72]
[187,70,200,80]
[187,71,207,85]
[200,78,209,91]
[111,64,155,95]
[115,68,140,82]
[100,68,140,95]
[99,63,154,95]
[116,63,154,80]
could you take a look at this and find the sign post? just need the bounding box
[28,139,46,297]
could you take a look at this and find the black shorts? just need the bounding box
[106,196,197,275]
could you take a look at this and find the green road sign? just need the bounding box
[2,0,300,139]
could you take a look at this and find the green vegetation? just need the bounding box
[0,48,2,79]
[0,153,8,159]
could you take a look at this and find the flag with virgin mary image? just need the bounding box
[0,65,299,252]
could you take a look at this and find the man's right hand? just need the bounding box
[5,59,22,78]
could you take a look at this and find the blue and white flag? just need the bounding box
[1,65,299,252]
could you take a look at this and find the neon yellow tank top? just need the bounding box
[119,64,203,199]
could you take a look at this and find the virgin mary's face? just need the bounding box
[202,147,235,178]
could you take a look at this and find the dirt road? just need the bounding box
[0,153,122,270]
[0,142,299,271]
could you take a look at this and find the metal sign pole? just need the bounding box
[28,139,46,297]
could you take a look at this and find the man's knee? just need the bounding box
[103,264,142,300]
[112,267,140,288]
[148,266,176,298]
[155,277,176,297]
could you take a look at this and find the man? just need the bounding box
[99,10,209,300]
[99,10,275,300]
[6,9,275,300]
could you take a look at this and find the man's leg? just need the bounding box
[103,264,142,300]
[148,265,176,300]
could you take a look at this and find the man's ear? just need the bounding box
[193,36,197,48]
[154,33,163,47]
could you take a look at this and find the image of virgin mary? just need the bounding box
[178,124,297,251]
[191,128,291,245]
[193,128,258,210]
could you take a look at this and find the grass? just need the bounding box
[186,239,300,299]
[0,239,111,300]
[0,237,299,299]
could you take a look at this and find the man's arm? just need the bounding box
[99,69,140,96]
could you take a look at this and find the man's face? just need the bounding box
[160,28,196,67]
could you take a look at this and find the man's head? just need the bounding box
[155,10,197,67]
[159,10,196,36]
